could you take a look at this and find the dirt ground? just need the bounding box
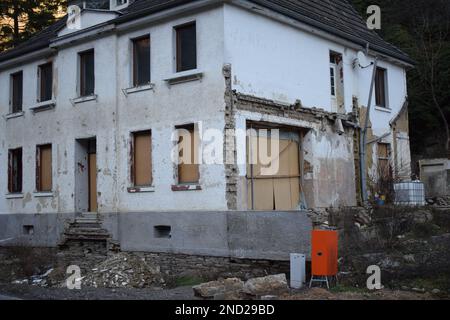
[0,283,444,300]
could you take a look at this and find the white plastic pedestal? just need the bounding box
[290,253,306,289]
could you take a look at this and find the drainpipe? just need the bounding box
[360,56,378,205]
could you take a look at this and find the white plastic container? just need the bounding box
[290,253,306,289]
[394,181,426,206]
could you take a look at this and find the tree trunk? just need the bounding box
[13,2,20,44]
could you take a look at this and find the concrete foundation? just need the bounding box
[0,211,312,261]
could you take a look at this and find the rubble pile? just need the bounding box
[193,274,289,300]
[82,252,165,288]
[427,196,450,207]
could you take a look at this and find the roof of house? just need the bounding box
[0,0,413,64]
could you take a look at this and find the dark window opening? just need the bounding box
[375,67,387,108]
[175,22,197,72]
[11,71,23,113]
[79,50,95,96]
[36,144,52,192]
[8,148,23,193]
[23,225,34,235]
[133,36,151,87]
[154,225,171,239]
[39,63,53,102]
[131,131,152,187]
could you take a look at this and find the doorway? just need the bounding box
[75,138,97,213]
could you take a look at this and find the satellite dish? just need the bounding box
[357,51,370,68]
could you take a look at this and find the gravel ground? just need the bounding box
[0,284,199,300]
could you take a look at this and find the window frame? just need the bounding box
[36,144,53,192]
[175,22,197,73]
[79,49,95,97]
[130,130,153,187]
[375,67,389,109]
[10,71,23,114]
[38,62,53,103]
[132,35,151,87]
[176,123,200,185]
[8,147,23,194]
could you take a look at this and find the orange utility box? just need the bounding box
[311,230,338,276]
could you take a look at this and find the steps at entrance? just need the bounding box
[59,213,111,245]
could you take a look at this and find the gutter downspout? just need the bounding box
[360,56,378,205]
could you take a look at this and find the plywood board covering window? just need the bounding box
[175,22,197,72]
[133,35,150,86]
[79,50,95,96]
[36,144,52,192]
[8,148,22,193]
[39,62,53,102]
[132,131,152,187]
[247,130,301,211]
[177,124,199,184]
[375,67,387,108]
[11,71,23,113]
[377,143,390,175]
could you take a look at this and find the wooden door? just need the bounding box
[88,153,97,212]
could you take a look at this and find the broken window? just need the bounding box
[39,62,53,102]
[176,124,199,184]
[36,144,52,192]
[133,35,151,87]
[79,50,95,96]
[175,22,197,72]
[131,131,152,187]
[375,67,388,108]
[11,71,23,113]
[329,52,344,113]
[8,148,22,193]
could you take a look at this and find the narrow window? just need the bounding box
[79,50,95,96]
[329,66,336,97]
[176,124,199,184]
[175,22,197,72]
[375,67,387,108]
[116,0,127,6]
[133,36,151,87]
[8,148,22,193]
[377,143,390,174]
[36,144,52,192]
[11,71,23,113]
[131,131,152,187]
[39,62,53,102]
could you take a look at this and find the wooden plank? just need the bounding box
[40,145,52,191]
[274,178,292,210]
[134,132,152,186]
[89,153,97,212]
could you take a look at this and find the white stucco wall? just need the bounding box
[0,3,410,214]
[0,6,228,214]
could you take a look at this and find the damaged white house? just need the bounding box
[0,0,412,259]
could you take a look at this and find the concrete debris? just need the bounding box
[193,278,244,299]
[427,196,450,207]
[193,274,289,299]
[82,252,165,288]
[243,274,289,297]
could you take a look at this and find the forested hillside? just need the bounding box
[350,0,450,165]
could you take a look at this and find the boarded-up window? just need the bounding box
[79,50,95,96]
[177,124,199,184]
[11,71,23,113]
[39,62,53,102]
[8,148,22,193]
[36,145,52,192]
[247,129,301,211]
[133,36,151,86]
[375,67,387,108]
[175,22,197,72]
[132,131,152,186]
[377,143,390,175]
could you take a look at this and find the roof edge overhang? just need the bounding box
[231,0,414,67]
[0,47,56,71]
